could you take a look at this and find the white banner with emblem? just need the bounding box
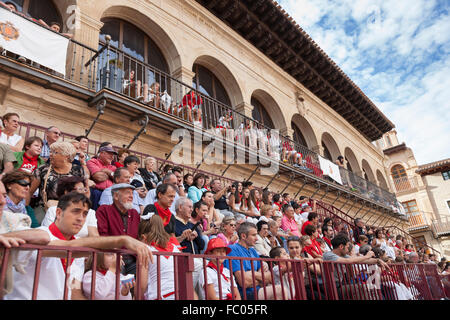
[319,155,343,185]
[0,8,69,75]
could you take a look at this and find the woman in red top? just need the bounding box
[302,224,323,258]
[301,211,319,235]
[114,148,129,168]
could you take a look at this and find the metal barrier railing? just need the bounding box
[1,243,446,300]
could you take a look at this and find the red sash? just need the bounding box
[155,202,172,227]
[48,223,75,272]
[151,237,181,259]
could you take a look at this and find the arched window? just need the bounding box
[321,142,332,161]
[251,97,274,129]
[192,64,231,107]
[8,0,62,27]
[391,165,407,179]
[99,18,169,91]
[391,164,410,192]
[292,122,308,147]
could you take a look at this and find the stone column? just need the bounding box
[311,144,324,157]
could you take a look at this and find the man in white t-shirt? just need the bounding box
[2,192,153,300]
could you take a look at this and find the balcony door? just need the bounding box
[402,200,425,227]
[391,164,411,191]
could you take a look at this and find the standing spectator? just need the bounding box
[0,142,15,177]
[281,204,300,237]
[98,167,143,214]
[86,145,117,209]
[13,136,45,173]
[141,183,177,236]
[187,173,206,204]
[30,141,85,222]
[40,126,61,161]
[216,216,238,246]
[96,183,140,275]
[0,113,24,152]
[139,157,161,191]
[174,197,204,254]
[41,176,98,238]
[200,238,241,300]
[254,220,272,258]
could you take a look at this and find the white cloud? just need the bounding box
[277,0,450,164]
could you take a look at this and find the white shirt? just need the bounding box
[82,270,132,300]
[199,264,236,300]
[41,206,97,238]
[0,132,22,147]
[145,244,180,300]
[5,226,84,300]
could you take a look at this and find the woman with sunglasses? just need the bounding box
[41,175,98,238]
[216,216,238,246]
[1,170,39,227]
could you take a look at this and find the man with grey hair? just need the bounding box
[96,183,141,275]
[142,172,180,215]
[174,197,204,254]
[40,126,61,161]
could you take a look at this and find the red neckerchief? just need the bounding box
[98,268,108,276]
[274,202,282,211]
[151,237,181,259]
[324,237,332,249]
[207,261,229,283]
[255,201,260,211]
[49,223,75,272]
[155,202,172,227]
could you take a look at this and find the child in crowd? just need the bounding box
[269,246,294,299]
[200,238,241,300]
[82,252,134,300]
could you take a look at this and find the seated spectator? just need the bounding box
[31,141,85,221]
[226,181,241,213]
[353,218,367,242]
[3,192,152,300]
[114,148,129,168]
[179,90,202,124]
[0,113,24,152]
[86,145,117,209]
[1,170,39,227]
[96,183,141,275]
[223,222,281,300]
[82,252,133,300]
[142,183,177,236]
[302,225,323,259]
[0,142,15,177]
[354,235,369,256]
[40,126,61,161]
[201,190,222,228]
[174,197,204,254]
[187,173,206,204]
[138,215,181,300]
[139,157,161,191]
[183,173,193,193]
[281,204,300,238]
[267,219,283,247]
[41,176,98,238]
[171,166,186,196]
[254,220,272,258]
[142,173,180,216]
[13,136,45,173]
[190,201,218,250]
[204,176,211,191]
[269,246,294,299]
[322,224,334,252]
[98,167,144,214]
[301,211,319,235]
[249,188,262,215]
[237,187,259,224]
[122,70,142,100]
[211,178,233,218]
[69,139,89,173]
[160,163,173,177]
[216,216,238,246]
[261,189,273,206]
[124,155,146,198]
[74,136,90,163]
[145,82,162,108]
[292,202,305,227]
[200,238,241,300]
[259,204,274,222]
[272,193,282,212]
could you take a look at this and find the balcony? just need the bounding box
[431,216,450,237]
[392,176,419,194]
[406,211,430,232]
[0,12,402,214]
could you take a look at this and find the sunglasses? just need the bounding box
[15,180,31,187]
[228,224,237,227]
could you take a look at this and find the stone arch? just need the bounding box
[361,159,376,183]
[192,55,244,108]
[250,89,287,131]
[344,147,362,177]
[291,114,318,149]
[376,169,389,190]
[321,132,341,162]
[52,0,77,32]
[99,5,182,74]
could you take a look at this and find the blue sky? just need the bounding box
[277,0,450,165]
